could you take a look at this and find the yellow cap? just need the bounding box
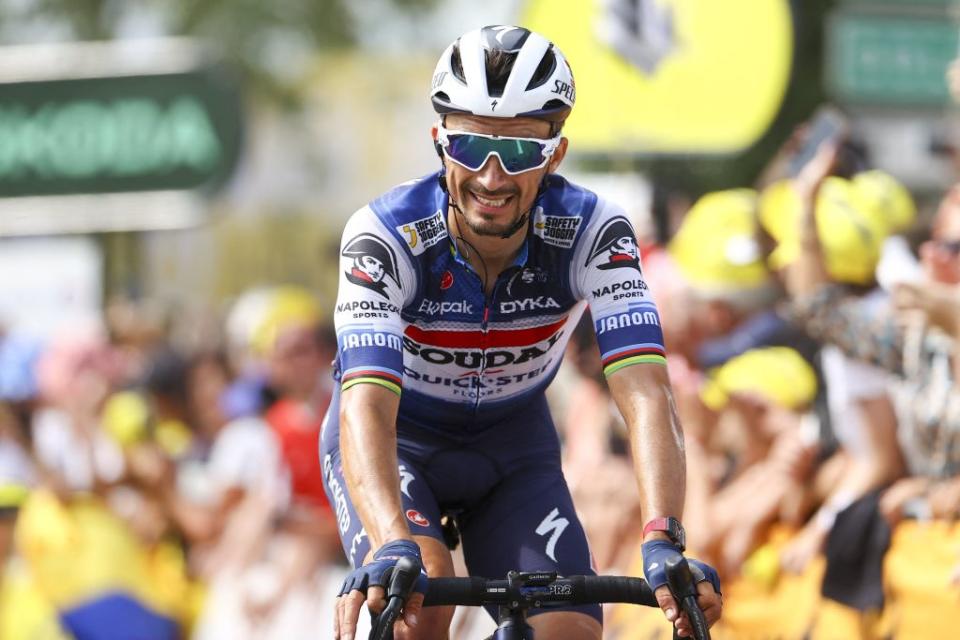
[102,390,150,446]
[852,170,916,234]
[252,285,322,356]
[155,419,193,458]
[760,177,887,285]
[669,189,770,293]
[700,346,817,411]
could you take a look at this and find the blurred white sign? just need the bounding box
[0,237,102,338]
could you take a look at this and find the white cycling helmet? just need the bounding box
[431,25,575,121]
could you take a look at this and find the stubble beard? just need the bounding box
[456,187,529,238]
[461,209,525,237]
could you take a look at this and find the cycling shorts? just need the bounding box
[320,388,601,624]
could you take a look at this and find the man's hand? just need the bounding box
[892,281,960,335]
[879,477,931,526]
[642,540,722,638]
[335,539,427,640]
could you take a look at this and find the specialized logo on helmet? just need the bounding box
[342,233,400,298]
[586,216,641,271]
[481,25,530,52]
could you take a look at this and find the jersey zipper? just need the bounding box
[474,287,494,415]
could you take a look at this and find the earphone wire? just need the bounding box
[449,196,491,291]
[437,153,550,293]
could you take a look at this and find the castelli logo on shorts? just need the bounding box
[406,509,430,527]
[440,270,454,290]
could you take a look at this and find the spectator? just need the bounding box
[782,144,960,633]
[763,158,906,581]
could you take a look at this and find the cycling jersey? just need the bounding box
[323,171,666,625]
[331,170,665,433]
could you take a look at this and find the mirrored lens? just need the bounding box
[445,134,547,174]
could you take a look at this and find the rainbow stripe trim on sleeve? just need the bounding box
[602,345,667,377]
[341,367,403,396]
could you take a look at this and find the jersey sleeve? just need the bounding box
[333,206,414,396]
[572,198,666,377]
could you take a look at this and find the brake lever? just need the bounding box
[665,556,711,640]
[368,556,423,640]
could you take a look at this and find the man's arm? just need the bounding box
[332,206,426,639]
[339,382,409,550]
[336,382,427,640]
[606,362,685,532]
[606,363,722,637]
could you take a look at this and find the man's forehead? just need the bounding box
[444,114,552,138]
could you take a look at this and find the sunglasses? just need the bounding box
[932,238,960,255]
[437,124,561,175]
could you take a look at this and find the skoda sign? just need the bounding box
[0,41,242,199]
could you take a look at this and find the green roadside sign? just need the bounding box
[838,0,954,5]
[826,9,958,106]
[0,43,243,199]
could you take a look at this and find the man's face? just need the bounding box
[268,324,324,399]
[435,114,568,237]
[357,255,385,282]
[920,193,960,285]
[612,236,638,259]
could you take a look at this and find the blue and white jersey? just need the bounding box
[333,171,665,432]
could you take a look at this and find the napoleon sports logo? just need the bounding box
[585,215,640,271]
[342,233,400,298]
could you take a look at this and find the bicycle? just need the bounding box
[368,555,711,640]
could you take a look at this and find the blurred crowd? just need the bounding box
[0,286,346,639]
[3,120,960,640]
[571,128,960,637]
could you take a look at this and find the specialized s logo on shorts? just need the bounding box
[585,216,640,271]
[536,507,570,562]
[342,233,401,298]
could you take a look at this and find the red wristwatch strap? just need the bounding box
[642,516,685,551]
[643,517,672,538]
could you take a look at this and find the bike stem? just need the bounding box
[493,605,534,640]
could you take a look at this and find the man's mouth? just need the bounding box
[469,191,513,210]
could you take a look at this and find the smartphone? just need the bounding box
[788,106,848,177]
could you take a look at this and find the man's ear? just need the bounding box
[431,122,443,159]
[547,137,569,173]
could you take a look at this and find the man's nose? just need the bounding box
[474,154,511,191]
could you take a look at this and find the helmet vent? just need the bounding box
[526,46,557,91]
[484,49,518,98]
[540,99,568,112]
[450,43,466,84]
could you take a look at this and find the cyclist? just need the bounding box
[325,25,722,640]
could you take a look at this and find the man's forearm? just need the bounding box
[340,385,410,550]
[608,367,686,533]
